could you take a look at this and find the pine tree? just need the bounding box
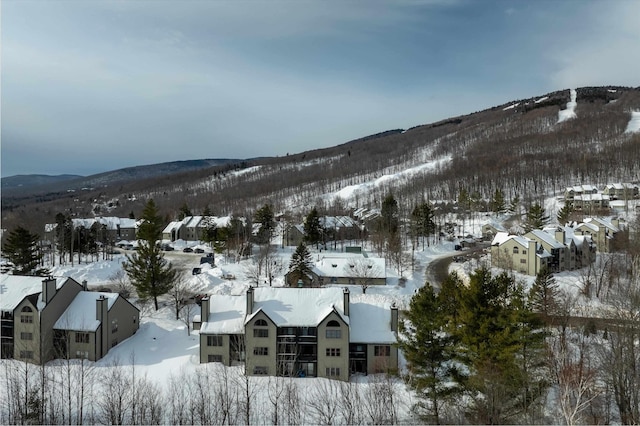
[491,188,506,214]
[287,243,313,286]
[453,267,549,424]
[123,199,177,310]
[557,203,574,225]
[303,207,323,248]
[379,193,399,236]
[3,226,47,275]
[254,204,275,245]
[528,266,559,316]
[525,202,549,232]
[400,283,458,423]
[508,195,520,216]
[178,203,192,220]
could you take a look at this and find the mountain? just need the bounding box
[1,158,241,196]
[2,86,639,234]
[1,174,83,190]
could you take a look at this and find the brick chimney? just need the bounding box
[42,277,57,304]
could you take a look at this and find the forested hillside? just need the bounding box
[2,86,639,234]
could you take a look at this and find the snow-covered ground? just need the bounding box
[625,110,640,133]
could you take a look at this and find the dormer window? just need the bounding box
[331,264,337,268]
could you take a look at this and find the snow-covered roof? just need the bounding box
[566,184,598,193]
[248,287,349,327]
[574,193,609,201]
[575,222,599,233]
[0,276,64,312]
[198,216,232,229]
[349,301,395,344]
[162,221,183,234]
[184,216,203,228]
[320,216,360,229]
[584,217,619,232]
[606,182,637,190]
[483,221,507,232]
[200,295,246,334]
[527,230,566,249]
[312,255,386,279]
[54,291,118,332]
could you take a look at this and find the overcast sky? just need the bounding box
[2,0,639,177]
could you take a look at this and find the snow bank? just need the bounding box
[557,89,577,123]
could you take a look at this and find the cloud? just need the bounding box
[548,1,640,89]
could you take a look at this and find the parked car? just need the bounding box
[183,247,193,253]
[192,267,202,275]
[161,244,175,251]
[194,248,205,254]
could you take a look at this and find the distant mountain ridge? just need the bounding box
[1,158,241,194]
[1,174,83,190]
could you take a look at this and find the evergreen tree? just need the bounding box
[123,199,177,310]
[287,243,313,286]
[525,202,549,232]
[178,203,192,220]
[453,267,549,424]
[3,226,47,275]
[508,195,520,216]
[411,202,436,248]
[303,207,323,248]
[528,266,560,316]
[379,193,399,236]
[557,203,574,225]
[400,283,458,423]
[254,204,275,245]
[491,188,506,214]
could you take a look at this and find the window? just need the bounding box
[19,351,34,359]
[325,367,340,377]
[20,332,33,341]
[20,315,33,324]
[207,335,223,346]
[75,332,90,344]
[330,277,337,283]
[208,354,223,363]
[374,345,391,356]
[255,319,268,326]
[326,320,341,339]
[253,347,269,356]
[326,348,341,357]
[111,319,118,333]
[520,259,526,264]
[254,328,269,338]
[76,351,89,359]
[133,316,137,324]
[253,366,268,375]
[522,250,527,254]
[512,247,519,254]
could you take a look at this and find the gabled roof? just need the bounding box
[527,230,566,249]
[249,287,349,327]
[162,221,183,234]
[0,276,65,312]
[575,222,599,232]
[54,291,118,332]
[312,255,386,279]
[584,217,619,232]
[491,232,530,249]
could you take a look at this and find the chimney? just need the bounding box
[82,280,88,291]
[42,277,57,304]
[96,295,109,359]
[343,287,350,317]
[201,297,210,323]
[96,295,108,323]
[246,287,254,316]
[555,228,566,245]
[390,302,398,332]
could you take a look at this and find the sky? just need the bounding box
[1,0,639,177]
